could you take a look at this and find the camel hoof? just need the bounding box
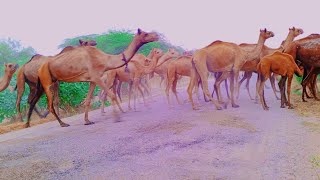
[302,100,307,102]
[192,106,200,110]
[216,106,223,110]
[276,97,281,100]
[288,106,294,109]
[40,111,50,118]
[263,107,269,111]
[84,121,95,125]
[60,123,70,127]
[280,105,285,108]
[315,98,320,101]
[24,123,30,128]
[232,104,240,108]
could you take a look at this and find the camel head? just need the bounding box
[289,27,304,38]
[144,48,164,66]
[167,48,180,58]
[135,28,159,44]
[79,39,97,46]
[259,28,274,40]
[4,63,19,76]
[151,48,164,59]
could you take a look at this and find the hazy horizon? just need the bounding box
[1,0,319,55]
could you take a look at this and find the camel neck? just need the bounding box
[0,73,13,92]
[281,31,295,51]
[245,35,266,61]
[122,36,143,61]
[156,53,174,67]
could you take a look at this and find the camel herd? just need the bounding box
[1,27,320,128]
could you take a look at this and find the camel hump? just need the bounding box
[205,40,223,47]
[58,46,75,55]
[308,33,320,37]
[26,54,43,64]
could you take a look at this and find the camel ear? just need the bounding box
[264,28,267,33]
[79,39,83,45]
[138,28,142,35]
[293,27,296,30]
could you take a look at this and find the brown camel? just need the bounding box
[0,63,19,92]
[238,27,303,101]
[187,29,274,110]
[165,55,204,107]
[257,51,303,110]
[27,29,158,128]
[15,39,97,122]
[99,48,164,112]
[153,49,180,87]
[285,33,320,102]
[115,53,154,103]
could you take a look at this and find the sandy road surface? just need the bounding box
[0,83,320,179]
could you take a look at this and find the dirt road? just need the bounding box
[0,83,320,179]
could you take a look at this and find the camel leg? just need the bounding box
[100,90,107,113]
[52,82,60,117]
[244,72,254,100]
[214,72,230,103]
[172,74,182,105]
[38,64,69,127]
[133,79,139,111]
[165,70,175,107]
[116,80,123,103]
[287,75,294,109]
[106,89,125,113]
[25,86,44,128]
[16,74,26,122]
[96,79,121,121]
[311,74,320,101]
[137,83,148,108]
[270,74,280,100]
[258,75,269,110]
[278,76,287,108]
[128,81,133,110]
[193,62,222,110]
[83,82,96,125]
[230,70,240,108]
[187,69,199,110]
[302,67,315,102]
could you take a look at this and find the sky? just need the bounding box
[0,0,319,55]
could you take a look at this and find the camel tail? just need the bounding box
[257,63,265,82]
[294,63,303,77]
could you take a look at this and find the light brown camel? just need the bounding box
[0,63,19,92]
[238,27,303,101]
[153,49,180,87]
[187,29,274,110]
[165,55,202,107]
[115,53,153,102]
[15,39,98,122]
[26,29,158,128]
[99,48,164,112]
[257,51,303,110]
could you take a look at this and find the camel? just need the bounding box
[284,33,320,102]
[15,39,98,122]
[99,48,164,112]
[257,51,303,110]
[187,29,274,110]
[153,50,180,88]
[115,53,154,103]
[165,55,204,107]
[0,63,19,92]
[239,27,303,101]
[26,29,158,128]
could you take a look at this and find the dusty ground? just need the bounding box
[0,78,320,179]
